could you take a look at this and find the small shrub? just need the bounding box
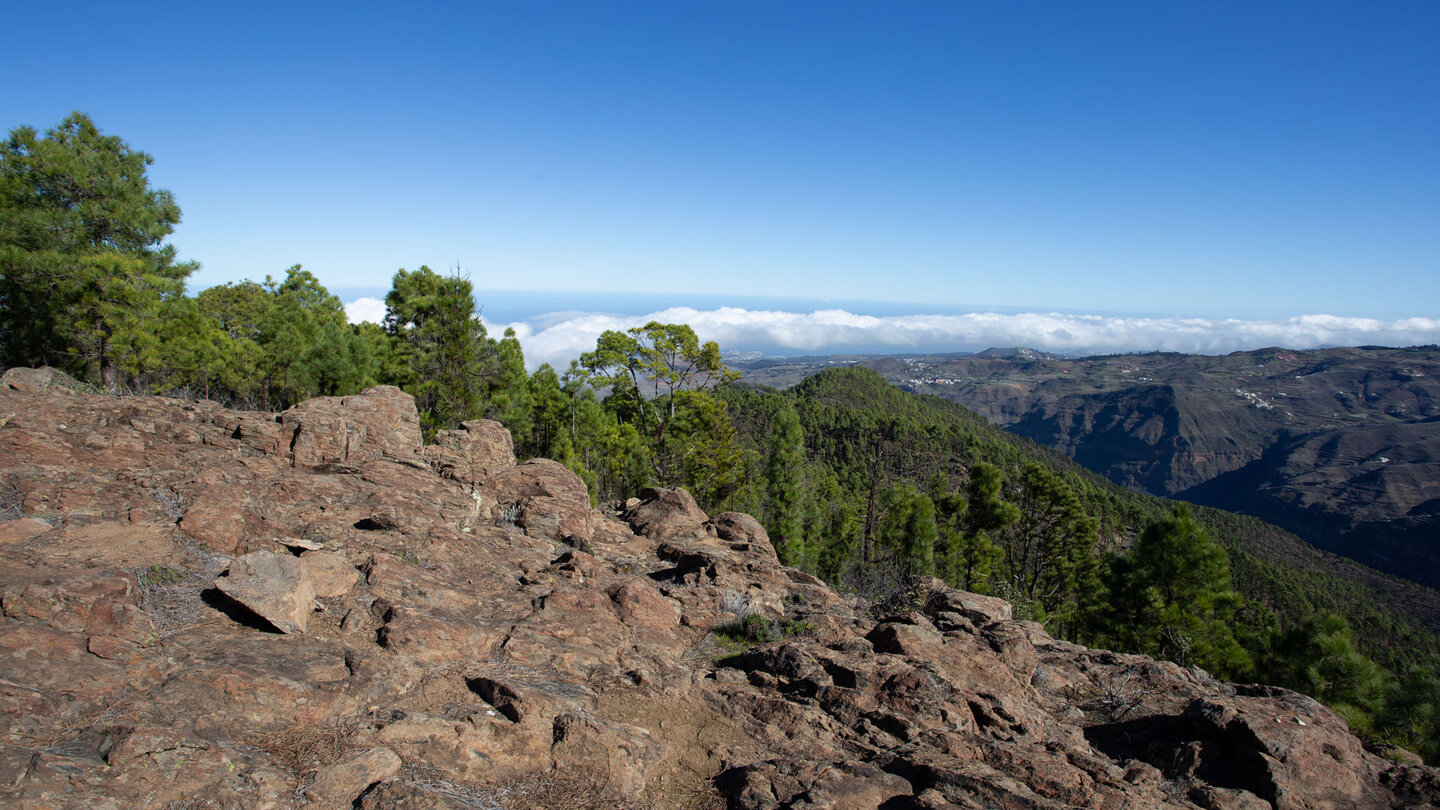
[839,554,926,618]
[781,618,815,637]
[138,565,181,586]
[712,613,813,651]
[1077,666,1153,723]
[714,613,779,647]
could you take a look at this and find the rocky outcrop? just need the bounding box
[0,377,1435,809]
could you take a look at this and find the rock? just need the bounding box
[624,487,709,541]
[0,378,1433,810]
[486,458,594,540]
[281,385,422,469]
[926,587,1012,626]
[1,366,83,392]
[301,551,360,598]
[0,517,51,544]
[303,746,402,808]
[424,418,515,484]
[867,621,945,659]
[213,551,315,633]
[709,511,780,561]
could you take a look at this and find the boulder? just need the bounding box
[487,458,593,540]
[424,418,515,485]
[303,746,402,808]
[1,366,83,393]
[624,487,708,541]
[213,551,315,633]
[709,511,779,561]
[280,385,422,469]
[926,586,1012,626]
[301,551,360,598]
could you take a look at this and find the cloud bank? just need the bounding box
[346,300,1440,372]
[344,297,387,326]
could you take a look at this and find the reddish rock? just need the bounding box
[624,487,709,541]
[213,551,315,633]
[281,385,422,469]
[303,746,403,808]
[424,418,515,484]
[1,366,83,393]
[487,457,594,540]
[301,550,360,597]
[0,518,51,545]
[0,377,1435,810]
[709,511,779,561]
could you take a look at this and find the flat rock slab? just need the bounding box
[214,550,315,633]
[304,746,402,808]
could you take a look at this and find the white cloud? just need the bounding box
[344,297,387,325]
[348,299,1440,372]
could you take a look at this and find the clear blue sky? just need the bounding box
[6,1,1437,319]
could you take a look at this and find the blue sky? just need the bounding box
[5,1,1438,357]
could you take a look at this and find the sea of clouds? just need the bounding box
[343,297,1440,371]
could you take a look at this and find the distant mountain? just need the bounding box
[734,345,1440,589]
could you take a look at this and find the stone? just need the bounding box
[486,458,593,540]
[303,746,402,808]
[213,551,315,633]
[0,518,50,544]
[708,511,779,561]
[1,366,83,392]
[301,551,360,598]
[281,385,422,469]
[424,418,515,485]
[624,487,709,541]
[0,377,1433,810]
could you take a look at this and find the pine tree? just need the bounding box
[765,402,809,566]
[1118,507,1252,677]
[490,327,534,441]
[1,112,196,385]
[384,266,496,436]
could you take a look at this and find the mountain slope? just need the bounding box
[726,366,1440,676]
[736,346,1440,589]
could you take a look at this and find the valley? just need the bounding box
[734,345,1440,589]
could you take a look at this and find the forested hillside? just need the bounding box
[737,347,1440,590]
[5,111,1440,762]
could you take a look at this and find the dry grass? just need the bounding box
[245,712,365,781]
[0,478,25,521]
[1072,666,1155,723]
[131,531,230,640]
[401,762,649,810]
[11,688,144,754]
[148,485,186,522]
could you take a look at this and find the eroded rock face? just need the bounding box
[0,376,1435,809]
[281,385,423,470]
[624,486,709,541]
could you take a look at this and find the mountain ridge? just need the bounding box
[4,369,1438,808]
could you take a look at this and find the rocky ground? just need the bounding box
[1,367,1437,809]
